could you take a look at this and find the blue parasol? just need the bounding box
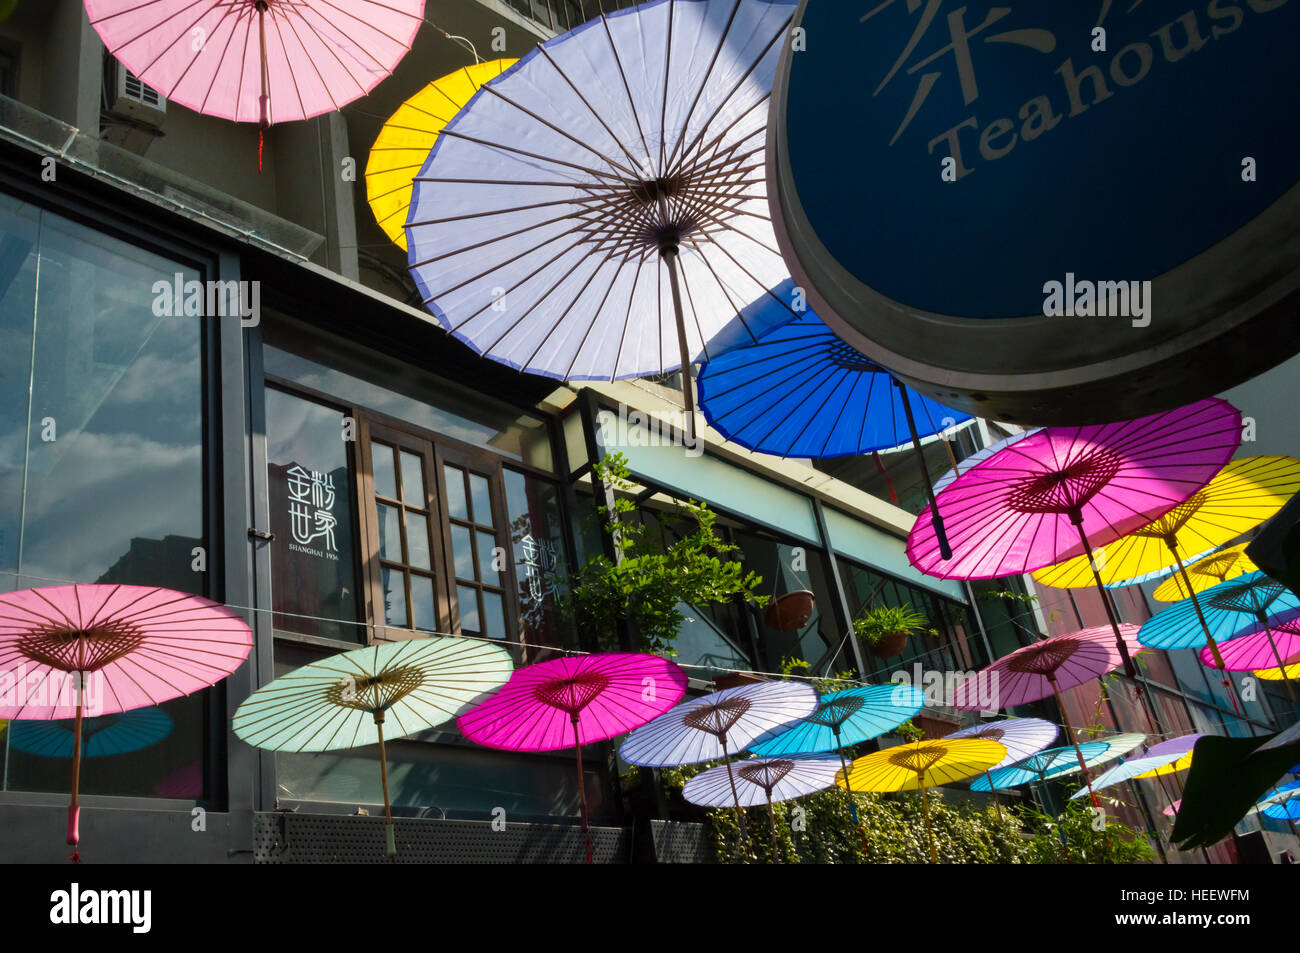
[697,293,971,556]
[8,707,172,758]
[1138,571,1300,651]
[971,742,1112,791]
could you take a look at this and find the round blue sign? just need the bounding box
[770,0,1300,422]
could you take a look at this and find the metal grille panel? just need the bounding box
[649,820,712,864]
[253,813,630,864]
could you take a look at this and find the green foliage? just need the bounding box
[703,787,1030,865]
[778,657,859,694]
[645,769,1157,864]
[566,453,768,654]
[853,603,929,646]
[893,718,926,742]
[1020,801,1158,864]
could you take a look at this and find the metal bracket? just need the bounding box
[248,528,274,541]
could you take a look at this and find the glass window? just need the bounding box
[364,436,440,636]
[443,462,510,640]
[0,199,207,799]
[266,387,360,642]
[262,316,554,471]
[503,468,574,655]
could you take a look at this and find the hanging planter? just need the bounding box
[765,590,816,632]
[855,604,929,660]
[870,630,911,659]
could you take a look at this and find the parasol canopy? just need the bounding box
[944,717,1059,770]
[1151,543,1257,602]
[457,651,687,862]
[405,0,801,438]
[6,707,171,759]
[1068,752,1187,799]
[234,635,512,856]
[970,742,1113,791]
[747,683,924,757]
[932,428,1041,496]
[839,737,1005,863]
[683,753,841,842]
[0,584,252,860]
[1033,456,1300,590]
[1199,608,1300,673]
[84,0,425,125]
[1139,571,1300,651]
[366,58,516,251]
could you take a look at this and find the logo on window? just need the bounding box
[286,464,339,559]
[519,533,559,610]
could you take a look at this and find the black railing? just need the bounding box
[503,0,640,35]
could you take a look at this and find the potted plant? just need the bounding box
[854,603,929,658]
[565,453,769,656]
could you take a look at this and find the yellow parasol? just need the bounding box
[1150,542,1256,602]
[1254,658,1300,681]
[1033,456,1300,668]
[365,58,516,251]
[839,738,1004,863]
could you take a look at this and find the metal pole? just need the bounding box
[895,379,951,560]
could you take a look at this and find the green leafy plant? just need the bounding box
[892,718,926,742]
[778,657,859,694]
[566,453,768,655]
[853,603,929,646]
[1021,801,1158,864]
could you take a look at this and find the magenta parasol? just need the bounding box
[951,624,1144,805]
[907,399,1240,674]
[457,651,687,863]
[0,584,252,860]
[1199,609,1300,698]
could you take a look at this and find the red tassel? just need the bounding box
[69,852,81,863]
[258,127,264,175]
[873,451,898,505]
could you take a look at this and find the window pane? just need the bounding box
[405,512,431,570]
[505,469,573,652]
[411,573,437,631]
[458,585,481,632]
[0,205,210,799]
[476,530,500,584]
[267,389,360,642]
[450,523,474,580]
[381,567,408,628]
[445,465,468,520]
[376,503,402,562]
[399,451,425,505]
[469,473,493,526]
[483,591,507,640]
[371,441,397,499]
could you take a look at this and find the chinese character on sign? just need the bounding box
[286,464,339,553]
[519,533,559,608]
[862,0,1056,144]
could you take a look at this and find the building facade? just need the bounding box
[0,0,1294,863]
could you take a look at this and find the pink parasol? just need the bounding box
[0,584,252,860]
[457,651,687,864]
[951,624,1144,806]
[1199,609,1300,698]
[908,398,1240,674]
[84,0,424,168]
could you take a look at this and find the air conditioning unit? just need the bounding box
[108,62,166,127]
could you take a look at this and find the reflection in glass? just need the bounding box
[371,441,397,499]
[267,388,360,643]
[450,524,473,580]
[0,203,208,797]
[405,512,431,570]
[377,504,402,562]
[483,591,507,639]
[469,474,492,526]
[400,451,424,504]
[382,567,408,628]
[504,469,573,652]
[445,465,468,520]
[458,585,480,632]
[411,574,437,632]
[476,530,499,584]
